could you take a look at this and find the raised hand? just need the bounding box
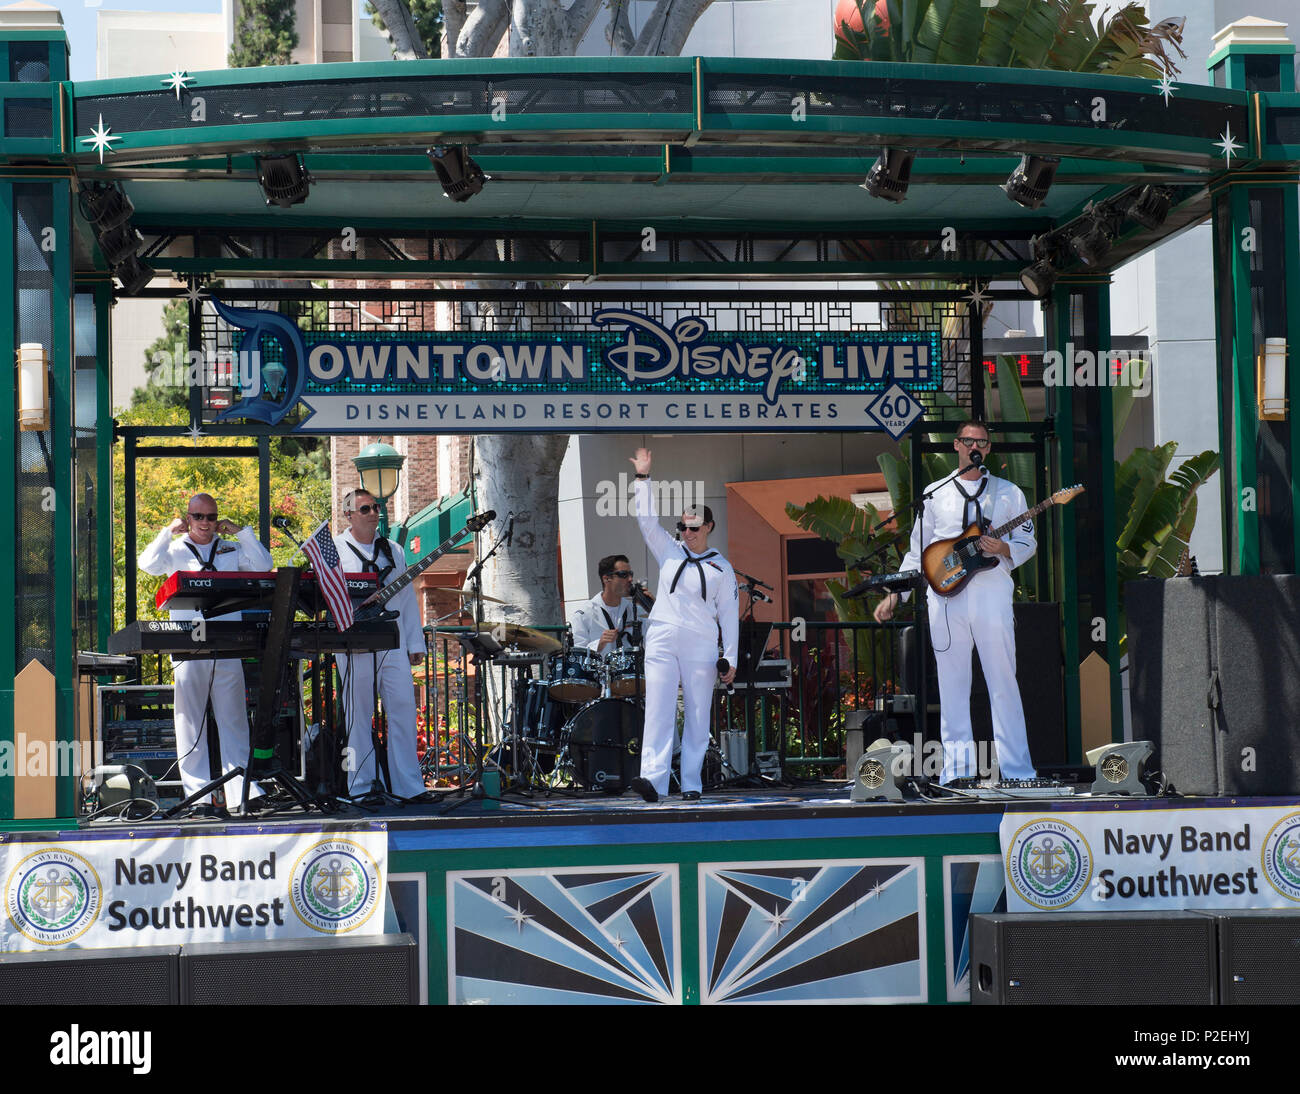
[630,447,652,476]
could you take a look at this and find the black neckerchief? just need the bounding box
[184,538,220,568]
[670,549,718,601]
[347,535,396,583]
[953,474,988,530]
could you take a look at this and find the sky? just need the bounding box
[46,0,223,82]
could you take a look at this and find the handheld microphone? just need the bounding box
[716,657,734,694]
[272,515,291,531]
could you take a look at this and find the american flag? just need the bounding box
[301,520,353,631]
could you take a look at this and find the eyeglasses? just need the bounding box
[188,512,218,522]
[676,522,706,533]
[956,437,991,449]
[351,504,379,515]
[610,569,633,579]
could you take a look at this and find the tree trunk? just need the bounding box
[369,0,431,59]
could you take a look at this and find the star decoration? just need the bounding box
[765,906,789,932]
[612,933,627,951]
[162,70,194,100]
[965,282,990,310]
[82,115,121,165]
[870,881,885,901]
[506,902,532,933]
[1215,124,1243,165]
[1154,74,1176,106]
[183,280,207,306]
[185,423,204,444]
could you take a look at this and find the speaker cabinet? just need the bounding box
[180,933,417,1004]
[1128,575,1300,795]
[1208,910,1300,1005]
[0,946,180,1004]
[970,912,1218,1004]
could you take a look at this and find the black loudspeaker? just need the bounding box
[901,602,1065,766]
[0,946,180,1004]
[970,912,1218,1004]
[1209,910,1300,1005]
[1128,575,1300,795]
[180,933,418,1004]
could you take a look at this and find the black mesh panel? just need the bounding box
[74,292,100,650]
[5,98,51,139]
[9,42,49,83]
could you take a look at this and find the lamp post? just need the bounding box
[352,441,405,537]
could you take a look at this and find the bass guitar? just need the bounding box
[354,510,496,621]
[921,485,1083,597]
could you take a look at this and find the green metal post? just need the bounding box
[0,181,14,820]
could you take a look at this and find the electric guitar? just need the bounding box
[921,485,1083,597]
[354,510,496,622]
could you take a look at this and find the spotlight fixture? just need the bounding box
[850,738,912,803]
[427,145,488,203]
[97,222,145,267]
[256,153,312,208]
[860,147,915,203]
[77,182,134,232]
[1067,208,1116,266]
[1085,740,1153,796]
[1126,184,1174,230]
[113,253,154,296]
[1001,154,1060,209]
[1018,234,1059,299]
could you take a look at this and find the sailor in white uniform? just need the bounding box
[627,448,738,802]
[333,488,427,800]
[568,554,636,654]
[137,493,272,810]
[875,422,1037,784]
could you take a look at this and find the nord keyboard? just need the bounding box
[155,570,380,614]
[108,618,399,658]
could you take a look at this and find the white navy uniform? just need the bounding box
[634,478,739,796]
[137,525,273,806]
[333,529,426,798]
[568,592,636,654]
[900,471,1036,783]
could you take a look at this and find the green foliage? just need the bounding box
[367,0,443,58]
[229,0,299,68]
[834,0,1184,77]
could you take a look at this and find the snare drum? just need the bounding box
[605,648,645,698]
[547,650,602,703]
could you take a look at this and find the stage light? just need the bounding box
[427,145,488,203]
[1126,184,1174,230]
[113,254,155,296]
[860,147,914,203]
[1001,154,1059,209]
[77,182,134,232]
[97,222,144,266]
[1085,740,1153,795]
[850,737,910,803]
[257,153,313,208]
[1067,209,1114,266]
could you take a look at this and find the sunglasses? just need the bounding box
[957,437,991,449]
[676,522,707,533]
[188,512,218,522]
[351,504,379,515]
[610,569,634,579]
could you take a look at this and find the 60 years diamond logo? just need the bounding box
[289,839,381,933]
[1006,819,1092,909]
[6,848,102,945]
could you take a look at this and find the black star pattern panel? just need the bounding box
[700,859,926,1004]
[448,866,679,1004]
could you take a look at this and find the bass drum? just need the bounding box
[561,698,643,791]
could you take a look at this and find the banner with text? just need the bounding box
[206,300,940,436]
[1000,804,1300,912]
[2,827,388,951]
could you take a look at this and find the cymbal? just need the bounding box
[474,622,562,653]
[455,589,507,605]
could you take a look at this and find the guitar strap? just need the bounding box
[183,539,221,569]
[347,536,396,584]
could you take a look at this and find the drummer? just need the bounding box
[569,554,637,654]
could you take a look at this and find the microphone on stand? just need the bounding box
[966,450,986,474]
[631,581,655,614]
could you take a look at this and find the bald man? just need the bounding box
[138,493,272,813]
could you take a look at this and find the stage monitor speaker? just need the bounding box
[1128,575,1300,795]
[180,933,418,1004]
[1206,910,1300,1005]
[900,601,1065,766]
[0,946,180,1004]
[970,912,1217,1004]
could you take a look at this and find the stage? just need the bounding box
[8,786,1294,1005]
